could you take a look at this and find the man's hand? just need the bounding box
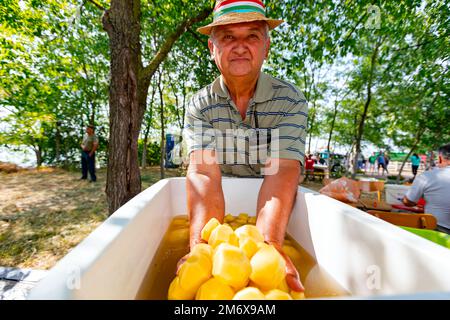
[269,242,304,292]
[186,150,225,249]
[175,239,207,275]
[402,195,416,207]
[256,158,303,291]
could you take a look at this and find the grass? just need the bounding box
[0,166,184,270]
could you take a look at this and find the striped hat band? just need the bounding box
[214,0,266,19]
[197,0,284,35]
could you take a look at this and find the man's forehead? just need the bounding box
[214,21,267,34]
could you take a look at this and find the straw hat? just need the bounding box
[197,0,284,35]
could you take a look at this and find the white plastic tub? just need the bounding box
[28,178,450,300]
[385,184,411,205]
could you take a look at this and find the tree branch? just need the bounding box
[140,6,213,83]
[187,28,210,51]
[86,0,106,11]
[394,32,449,52]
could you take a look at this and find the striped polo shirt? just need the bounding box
[183,72,308,177]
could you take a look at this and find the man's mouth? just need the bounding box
[230,57,250,62]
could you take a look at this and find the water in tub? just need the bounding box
[136,215,350,299]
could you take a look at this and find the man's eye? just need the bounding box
[224,35,234,40]
[249,34,259,40]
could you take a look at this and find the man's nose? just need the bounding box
[232,39,249,54]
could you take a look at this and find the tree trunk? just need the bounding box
[141,82,155,169]
[158,71,165,179]
[55,120,61,164]
[307,101,316,155]
[99,0,212,214]
[90,102,96,126]
[34,146,42,168]
[396,131,423,183]
[104,0,144,214]
[141,135,148,169]
[326,99,338,153]
[351,37,383,179]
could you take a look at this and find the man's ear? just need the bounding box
[265,37,271,59]
[208,39,215,59]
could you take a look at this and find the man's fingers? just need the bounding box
[176,253,190,275]
[285,263,305,292]
[270,242,305,292]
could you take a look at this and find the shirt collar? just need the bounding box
[212,72,274,103]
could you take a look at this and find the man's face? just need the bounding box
[86,127,93,135]
[208,21,270,79]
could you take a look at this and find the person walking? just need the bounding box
[411,153,421,178]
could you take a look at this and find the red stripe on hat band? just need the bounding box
[215,0,265,11]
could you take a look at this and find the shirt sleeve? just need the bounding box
[405,173,426,203]
[183,97,216,156]
[270,95,308,165]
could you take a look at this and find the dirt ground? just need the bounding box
[0,166,184,270]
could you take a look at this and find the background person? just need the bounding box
[411,153,421,178]
[403,143,450,234]
[80,125,98,182]
[368,152,377,175]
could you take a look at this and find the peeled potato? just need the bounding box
[290,290,306,300]
[201,218,220,242]
[256,242,269,250]
[248,216,257,225]
[277,277,289,293]
[168,228,189,244]
[233,287,265,300]
[234,225,264,243]
[250,245,286,291]
[239,237,259,259]
[224,214,235,223]
[191,243,213,262]
[213,243,251,290]
[195,277,235,300]
[229,222,241,230]
[168,276,196,300]
[178,251,212,294]
[236,213,249,225]
[265,289,293,300]
[209,224,239,248]
[282,245,302,267]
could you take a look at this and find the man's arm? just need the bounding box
[403,174,425,207]
[186,149,225,249]
[256,158,304,291]
[89,141,99,156]
[402,196,417,207]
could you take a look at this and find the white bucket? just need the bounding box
[28,178,450,300]
[385,184,411,205]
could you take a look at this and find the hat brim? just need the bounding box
[197,12,284,36]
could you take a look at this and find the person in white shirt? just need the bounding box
[403,143,450,234]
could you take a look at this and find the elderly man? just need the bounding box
[182,0,308,291]
[403,144,450,234]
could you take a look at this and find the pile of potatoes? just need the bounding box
[168,214,305,300]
